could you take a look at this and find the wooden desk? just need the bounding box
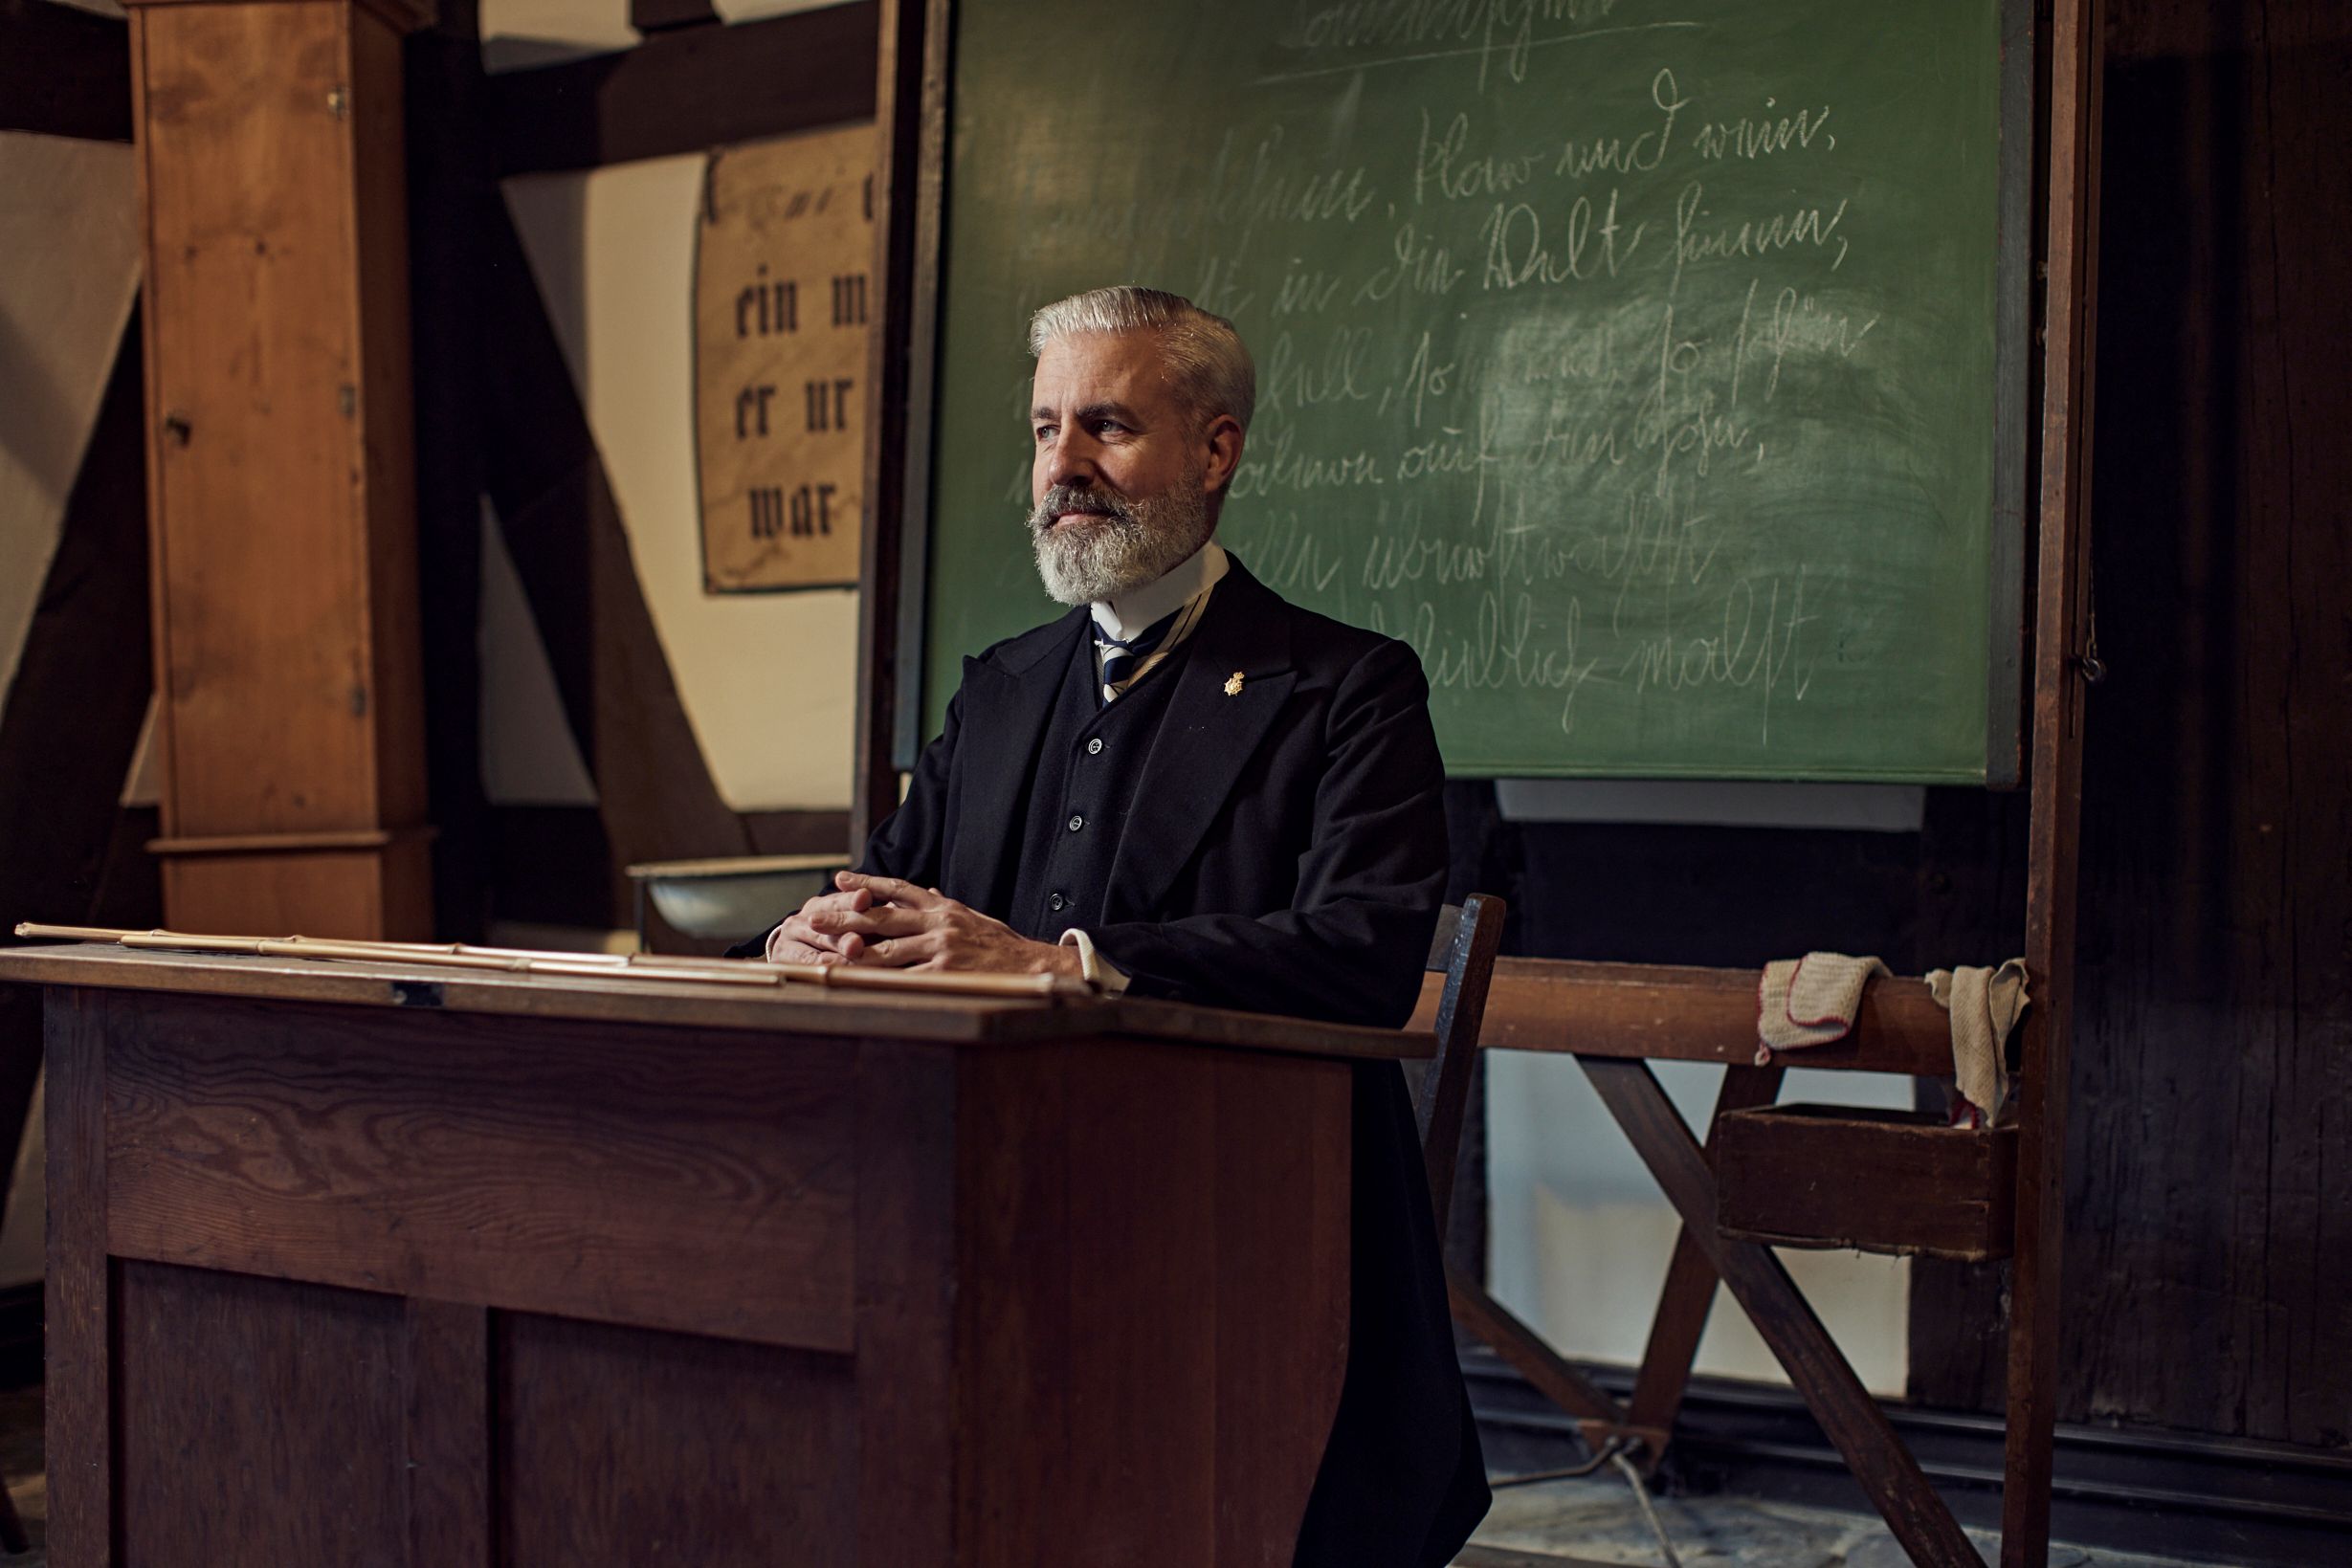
[2,944,1428,1567]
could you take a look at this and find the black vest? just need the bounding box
[1004,622,1190,942]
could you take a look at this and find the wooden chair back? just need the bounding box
[1416,894,1506,1249]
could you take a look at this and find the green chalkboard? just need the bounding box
[915,0,2030,783]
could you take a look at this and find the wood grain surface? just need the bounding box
[2014,0,2352,1458]
[116,1260,410,1567]
[346,0,428,833]
[1211,1049,1351,1567]
[950,1041,1069,1568]
[158,843,433,946]
[2004,2,2100,1557]
[131,0,432,939]
[42,989,110,1566]
[1411,958,1954,1076]
[404,1299,491,1568]
[498,1313,857,1567]
[135,1,423,842]
[1715,1105,2016,1262]
[101,990,860,1351]
[139,0,375,836]
[954,1040,1351,1568]
[1059,1039,1218,1564]
[854,1040,958,1568]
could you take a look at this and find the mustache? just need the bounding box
[1028,483,1138,535]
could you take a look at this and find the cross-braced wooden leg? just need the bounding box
[1582,1057,1985,1568]
[1621,1062,1786,1472]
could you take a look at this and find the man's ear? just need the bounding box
[1200,413,1245,497]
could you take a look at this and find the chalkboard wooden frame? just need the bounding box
[861,0,952,803]
[854,0,953,846]
[1985,0,2036,785]
[888,0,2040,787]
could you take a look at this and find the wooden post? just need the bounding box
[125,0,435,939]
[851,0,951,850]
[2003,0,2102,1560]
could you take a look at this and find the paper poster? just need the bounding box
[693,123,875,592]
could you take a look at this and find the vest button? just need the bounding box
[1067,813,1085,832]
[1048,892,1067,912]
[1086,738,1104,756]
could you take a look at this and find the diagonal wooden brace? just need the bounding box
[1616,1061,1786,1474]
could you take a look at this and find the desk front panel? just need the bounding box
[43,983,1353,1566]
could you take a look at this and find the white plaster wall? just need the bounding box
[0,133,141,717]
[502,158,857,810]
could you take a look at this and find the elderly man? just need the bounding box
[746,286,1488,1565]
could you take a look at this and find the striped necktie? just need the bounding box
[1096,607,1182,703]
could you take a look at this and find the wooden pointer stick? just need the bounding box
[12,923,1086,998]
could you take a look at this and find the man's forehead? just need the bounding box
[1030,395,1146,424]
[1033,327,1168,389]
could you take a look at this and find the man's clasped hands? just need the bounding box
[765,872,1081,979]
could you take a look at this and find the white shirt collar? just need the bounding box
[1089,540,1229,643]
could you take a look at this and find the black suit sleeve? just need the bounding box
[1082,638,1447,1029]
[856,682,961,888]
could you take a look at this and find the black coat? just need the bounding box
[851,557,1489,1565]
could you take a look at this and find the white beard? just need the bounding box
[1027,477,1213,607]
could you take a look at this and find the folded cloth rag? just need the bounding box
[1756,953,1890,1065]
[1926,960,2030,1125]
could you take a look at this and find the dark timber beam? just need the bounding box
[630,0,718,35]
[0,313,156,1557]
[407,0,495,939]
[0,0,132,143]
[492,2,878,177]
[853,0,946,846]
[0,312,152,946]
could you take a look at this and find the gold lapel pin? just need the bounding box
[1224,671,1245,696]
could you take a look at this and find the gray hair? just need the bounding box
[1027,286,1257,434]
